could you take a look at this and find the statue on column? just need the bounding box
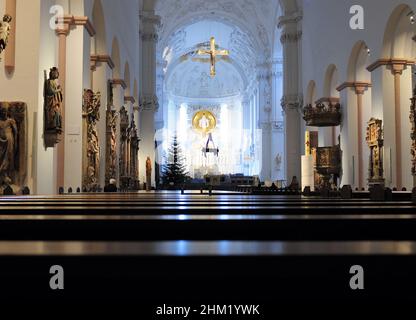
[44,67,63,148]
[0,14,12,61]
[146,156,152,191]
[82,89,101,191]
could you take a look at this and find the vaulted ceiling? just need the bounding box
[156,0,284,99]
[156,0,282,60]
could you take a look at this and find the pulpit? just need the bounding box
[303,100,342,127]
[314,145,341,189]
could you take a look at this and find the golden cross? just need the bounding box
[197,37,229,77]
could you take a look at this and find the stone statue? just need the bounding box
[105,109,118,185]
[0,106,17,185]
[146,156,152,191]
[44,67,63,134]
[0,14,12,60]
[0,102,27,193]
[82,89,101,190]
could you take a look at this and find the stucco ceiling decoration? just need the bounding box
[156,0,281,78]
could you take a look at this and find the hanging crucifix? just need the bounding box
[197,37,229,77]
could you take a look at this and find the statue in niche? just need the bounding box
[82,89,101,191]
[0,14,12,60]
[0,102,27,193]
[0,107,17,184]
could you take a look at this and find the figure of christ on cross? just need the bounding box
[197,37,229,77]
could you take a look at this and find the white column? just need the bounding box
[258,65,273,181]
[139,10,160,188]
[63,18,92,191]
[278,12,303,184]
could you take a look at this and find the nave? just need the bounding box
[0,192,416,311]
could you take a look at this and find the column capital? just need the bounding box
[139,10,161,26]
[277,11,303,29]
[280,31,302,44]
[55,15,95,37]
[337,81,372,95]
[110,79,127,89]
[139,10,161,42]
[281,94,303,113]
[124,96,136,104]
[367,58,415,73]
[90,54,115,71]
[56,24,70,37]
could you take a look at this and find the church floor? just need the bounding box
[0,192,415,311]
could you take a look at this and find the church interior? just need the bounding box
[0,0,416,312]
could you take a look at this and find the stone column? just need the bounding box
[139,10,160,188]
[56,15,95,191]
[337,82,371,189]
[55,25,69,190]
[257,63,273,181]
[278,12,303,184]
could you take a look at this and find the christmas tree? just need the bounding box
[161,135,190,186]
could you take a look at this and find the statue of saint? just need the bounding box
[0,107,17,185]
[44,67,63,133]
[146,157,152,176]
[146,157,152,191]
[87,126,100,183]
[0,14,12,59]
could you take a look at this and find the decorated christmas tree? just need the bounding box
[161,135,190,186]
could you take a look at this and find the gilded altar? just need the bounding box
[366,118,384,185]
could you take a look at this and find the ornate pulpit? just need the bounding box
[303,101,342,127]
[366,118,384,186]
[314,145,341,189]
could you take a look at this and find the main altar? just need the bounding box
[164,102,248,179]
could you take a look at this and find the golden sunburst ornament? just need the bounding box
[192,110,217,134]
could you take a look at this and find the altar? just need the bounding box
[163,102,256,179]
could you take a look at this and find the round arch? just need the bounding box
[382,4,416,58]
[323,64,340,98]
[124,62,131,96]
[92,0,106,54]
[305,80,317,105]
[111,37,121,78]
